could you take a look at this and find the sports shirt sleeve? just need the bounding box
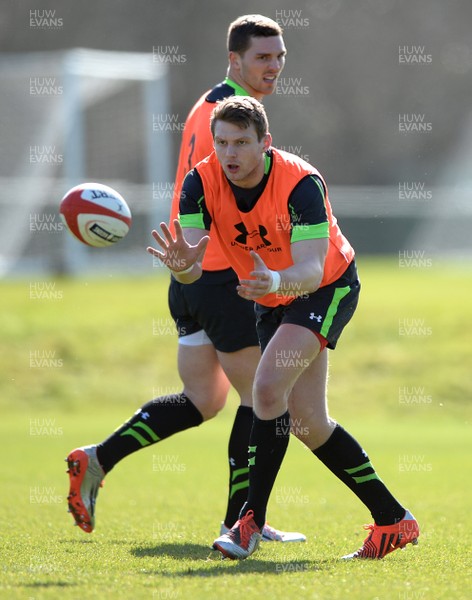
[288,174,329,243]
[178,168,212,230]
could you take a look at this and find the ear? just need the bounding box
[228,51,242,71]
[263,133,272,151]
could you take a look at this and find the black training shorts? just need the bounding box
[168,268,259,353]
[255,260,360,353]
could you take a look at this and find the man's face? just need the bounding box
[213,120,271,188]
[230,35,286,99]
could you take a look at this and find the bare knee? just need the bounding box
[182,383,228,421]
[253,372,287,415]
[181,363,230,421]
[178,344,230,421]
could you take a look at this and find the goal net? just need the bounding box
[0,48,171,277]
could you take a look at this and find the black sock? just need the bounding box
[223,406,253,528]
[243,411,291,529]
[96,393,203,473]
[313,423,405,525]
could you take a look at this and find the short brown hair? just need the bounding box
[210,96,269,142]
[227,14,283,55]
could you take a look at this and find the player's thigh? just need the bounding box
[216,346,260,407]
[190,274,260,405]
[253,323,321,416]
[287,349,335,447]
[177,343,230,420]
[288,348,329,419]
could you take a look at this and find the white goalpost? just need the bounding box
[0,48,171,277]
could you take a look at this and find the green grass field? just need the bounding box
[1,258,471,599]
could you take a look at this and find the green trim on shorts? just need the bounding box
[320,285,352,338]
[291,222,329,242]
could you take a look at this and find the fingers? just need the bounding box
[240,276,269,287]
[238,274,272,300]
[236,285,252,300]
[236,284,265,301]
[159,221,176,245]
[149,229,169,251]
[147,226,175,260]
[146,224,209,273]
[250,250,265,266]
[173,219,184,238]
[248,270,271,281]
[149,221,183,254]
[146,243,164,260]
[249,251,270,280]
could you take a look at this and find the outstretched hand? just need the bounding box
[146,219,209,273]
[237,251,276,300]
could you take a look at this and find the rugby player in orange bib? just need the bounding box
[148,96,420,560]
[166,15,304,541]
[65,16,305,544]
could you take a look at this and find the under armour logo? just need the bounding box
[141,411,150,420]
[309,313,323,322]
[234,222,271,246]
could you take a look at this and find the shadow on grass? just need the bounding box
[21,582,77,589]
[59,537,137,545]
[58,537,97,544]
[131,542,333,576]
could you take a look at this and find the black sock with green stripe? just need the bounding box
[242,410,291,530]
[313,424,405,525]
[96,394,203,473]
[223,406,253,528]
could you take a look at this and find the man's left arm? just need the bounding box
[237,238,327,300]
[237,174,329,299]
[280,174,329,294]
[280,237,328,294]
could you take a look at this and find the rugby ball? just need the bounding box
[59,182,132,247]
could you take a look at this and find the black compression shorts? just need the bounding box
[255,260,360,353]
[168,268,259,353]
